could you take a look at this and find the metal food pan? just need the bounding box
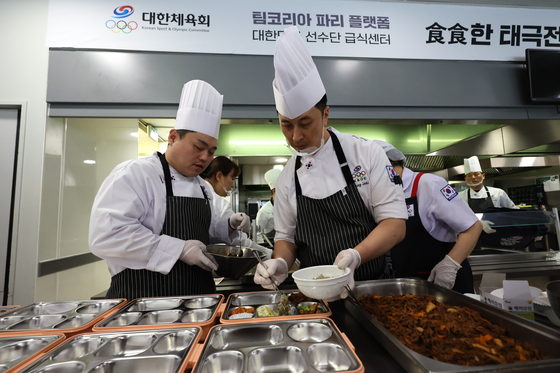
[344,278,560,373]
[0,300,125,337]
[220,290,331,324]
[0,307,19,316]
[18,327,201,373]
[192,318,363,373]
[93,295,223,340]
[0,334,64,372]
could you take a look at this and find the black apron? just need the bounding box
[390,173,474,293]
[106,152,216,300]
[293,130,392,281]
[467,186,494,213]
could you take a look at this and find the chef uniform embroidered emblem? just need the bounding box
[406,204,415,217]
[440,184,458,201]
[305,160,313,169]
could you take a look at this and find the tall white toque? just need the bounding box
[174,80,223,140]
[464,155,482,174]
[264,168,282,190]
[272,26,326,119]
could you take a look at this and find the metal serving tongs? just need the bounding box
[253,251,284,299]
[344,284,359,303]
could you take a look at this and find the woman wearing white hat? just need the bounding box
[89,80,250,299]
[376,141,482,293]
[256,168,282,246]
[254,26,408,300]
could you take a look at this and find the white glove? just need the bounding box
[332,249,361,301]
[481,220,496,234]
[229,213,250,233]
[179,240,218,272]
[427,255,462,290]
[247,240,273,260]
[253,258,289,289]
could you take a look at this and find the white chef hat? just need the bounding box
[272,26,326,119]
[174,80,223,140]
[464,156,482,174]
[264,168,282,190]
[372,140,406,164]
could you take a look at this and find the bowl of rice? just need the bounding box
[291,265,351,300]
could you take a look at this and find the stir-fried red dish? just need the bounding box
[358,293,548,366]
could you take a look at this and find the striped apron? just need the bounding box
[294,130,392,281]
[105,152,216,300]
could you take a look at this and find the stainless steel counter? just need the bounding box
[469,251,560,280]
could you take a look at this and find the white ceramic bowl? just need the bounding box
[292,265,351,300]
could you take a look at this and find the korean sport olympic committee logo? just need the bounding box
[106,5,137,34]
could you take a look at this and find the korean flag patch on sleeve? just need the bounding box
[440,184,458,201]
[386,165,396,183]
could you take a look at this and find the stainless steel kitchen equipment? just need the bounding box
[0,300,125,337]
[93,295,223,340]
[345,278,560,373]
[546,280,560,319]
[0,334,64,372]
[206,244,266,279]
[18,327,201,373]
[192,318,364,373]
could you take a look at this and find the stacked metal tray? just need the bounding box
[93,295,223,339]
[344,278,560,373]
[0,334,64,372]
[18,327,201,373]
[0,306,19,316]
[0,300,125,337]
[220,290,331,324]
[192,318,364,373]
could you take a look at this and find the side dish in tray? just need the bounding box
[358,293,548,366]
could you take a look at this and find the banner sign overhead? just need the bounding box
[46,0,560,61]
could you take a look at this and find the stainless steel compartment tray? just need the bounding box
[19,327,200,373]
[0,300,124,332]
[221,291,330,321]
[96,295,222,328]
[345,278,560,373]
[193,318,362,373]
[0,334,62,371]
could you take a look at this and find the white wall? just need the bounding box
[0,0,50,305]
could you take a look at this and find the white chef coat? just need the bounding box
[256,200,274,243]
[89,152,236,277]
[274,127,408,244]
[208,190,271,255]
[402,167,478,242]
[459,186,519,210]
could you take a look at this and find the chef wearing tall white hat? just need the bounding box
[89,80,250,299]
[254,26,408,300]
[256,168,282,246]
[459,156,518,219]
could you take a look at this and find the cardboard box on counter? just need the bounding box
[479,273,535,320]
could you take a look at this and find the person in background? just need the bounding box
[202,156,272,259]
[459,156,518,233]
[256,168,282,247]
[377,141,482,293]
[89,80,250,300]
[254,26,408,300]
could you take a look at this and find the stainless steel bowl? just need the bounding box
[546,280,560,319]
[206,244,266,279]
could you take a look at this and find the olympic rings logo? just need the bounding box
[106,20,138,34]
[353,170,367,180]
